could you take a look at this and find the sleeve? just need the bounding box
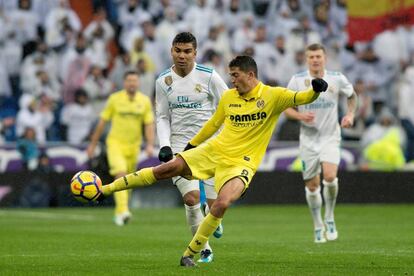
[190,95,226,146]
[155,81,172,148]
[273,87,318,114]
[209,71,228,108]
[339,73,354,98]
[143,96,154,124]
[100,95,114,121]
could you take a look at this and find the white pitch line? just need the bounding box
[0,210,97,221]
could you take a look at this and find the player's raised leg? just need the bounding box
[101,157,190,196]
[322,162,339,241]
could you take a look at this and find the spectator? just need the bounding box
[0,116,15,144]
[118,0,151,51]
[44,0,81,50]
[109,52,134,91]
[84,7,115,69]
[16,94,54,145]
[17,126,40,170]
[252,24,277,83]
[154,6,180,67]
[82,65,113,114]
[8,0,39,47]
[274,49,306,86]
[135,58,155,99]
[285,14,321,54]
[183,0,218,43]
[33,70,61,102]
[350,45,396,110]
[360,107,406,171]
[129,37,155,73]
[231,12,255,54]
[0,30,22,98]
[60,89,95,145]
[60,33,92,103]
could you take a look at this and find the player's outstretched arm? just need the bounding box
[187,99,225,147]
[294,78,328,106]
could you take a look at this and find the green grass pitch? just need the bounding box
[0,205,413,275]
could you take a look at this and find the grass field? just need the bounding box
[1,204,413,275]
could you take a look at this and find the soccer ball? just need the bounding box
[70,171,102,203]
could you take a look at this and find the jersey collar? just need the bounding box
[239,82,264,101]
[171,62,196,79]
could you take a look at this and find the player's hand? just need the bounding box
[86,144,96,159]
[183,143,196,151]
[341,113,354,128]
[145,144,154,157]
[299,112,315,124]
[158,146,173,162]
[311,78,328,93]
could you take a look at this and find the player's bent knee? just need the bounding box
[305,182,320,192]
[323,175,337,183]
[211,198,231,213]
[183,190,200,206]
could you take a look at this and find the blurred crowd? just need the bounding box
[0,0,414,169]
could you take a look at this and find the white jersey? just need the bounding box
[287,70,354,141]
[156,63,228,153]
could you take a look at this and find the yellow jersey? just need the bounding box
[101,90,154,145]
[190,82,318,171]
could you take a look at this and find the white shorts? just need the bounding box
[172,176,217,200]
[299,136,340,180]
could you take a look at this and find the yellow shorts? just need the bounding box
[178,142,255,193]
[106,139,140,176]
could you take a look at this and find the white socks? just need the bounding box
[323,178,338,222]
[305,186,324,229]
[184,203,211,251]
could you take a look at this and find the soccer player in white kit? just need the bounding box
[155,32,228,262]
[285,43,357,243]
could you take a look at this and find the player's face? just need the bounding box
[171,43,196,70]
[306,49,326,73]
[229,67,253,94]
[124,74,139,93]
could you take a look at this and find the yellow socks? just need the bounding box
[102,168,156,196]
[183,213,222,257]
[114,190,129,214]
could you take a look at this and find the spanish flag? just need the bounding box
[347,0,414,43]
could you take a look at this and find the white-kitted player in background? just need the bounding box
[285,43,357,243]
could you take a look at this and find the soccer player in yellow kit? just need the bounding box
[87,71,155,226]
[97,56,327,265]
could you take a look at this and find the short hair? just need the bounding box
[228,55,258,77]
[172,32,197,49]
[123,70,139,79]
[306,43,326,53]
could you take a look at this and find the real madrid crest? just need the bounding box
[256,99,265,109]
[304,79,310,87]
[195,84,202,93]
[164,76,173,86]
[328,85,334,93]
